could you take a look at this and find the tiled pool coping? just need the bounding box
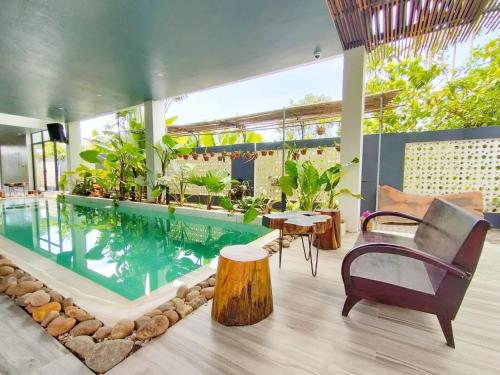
[0,196,278,326]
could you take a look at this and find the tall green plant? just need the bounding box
[279,158,361,211]
[188,170,231,209]
[164,164,194,206]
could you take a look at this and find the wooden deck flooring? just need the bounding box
[108,229,500,375]
[1,229,499,374]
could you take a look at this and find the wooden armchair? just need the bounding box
[341,199,490,347]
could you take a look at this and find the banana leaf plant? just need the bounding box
[279,157,361,211]
[188,170,232,210]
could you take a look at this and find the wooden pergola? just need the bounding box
[168,90,399,136]
[326,0,500,61]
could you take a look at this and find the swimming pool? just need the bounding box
[0,198,270,300]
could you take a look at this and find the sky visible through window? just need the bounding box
[81,31,497,143]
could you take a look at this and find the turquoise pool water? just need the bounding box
[0,198,269,300]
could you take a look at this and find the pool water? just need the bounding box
[0,199,269,300]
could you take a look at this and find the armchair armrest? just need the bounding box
[362,211,423,231]
[341,243,472,289]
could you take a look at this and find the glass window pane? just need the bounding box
[44,142,57,191]
[32,131,42,143]
[42,130,50,142]
[33,144,45,190]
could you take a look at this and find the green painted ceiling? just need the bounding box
[0,0,342,122]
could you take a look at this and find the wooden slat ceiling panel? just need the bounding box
[168,91,399,136]
[325,0,500,60]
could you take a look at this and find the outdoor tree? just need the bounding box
[364,37,499,134]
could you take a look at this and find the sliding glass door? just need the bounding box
[31,131,67,191]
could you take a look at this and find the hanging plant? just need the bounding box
[261,150,268,156]
[182,154,189,160]
[316,125,325,135]
[334,141,341,152]
[210,151,215,157]
[217,155,224,162]
[203,152,210,161]
[192,152,199,160]
[317,146,324,155]
[231,151,241,160]
[268,150,275,156]
[292,151,300,160]
[300,148,307,155]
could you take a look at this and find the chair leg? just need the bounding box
[437,316,455,348]
[342,295,361,317]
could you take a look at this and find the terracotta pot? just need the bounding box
[268,150,274,156]
[217,156,224,161]
[203,155,210,161]
[316,126,325,135]
[192,153,199,160]
[261,150,268,156]
[182,154,189,160]
[300,149,307,155]
[317,149,323,155]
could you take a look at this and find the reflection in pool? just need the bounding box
[0,199,269,300]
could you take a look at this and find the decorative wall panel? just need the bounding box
[403,138,499,213]
[167,155,231,196]
[253,147,341,202]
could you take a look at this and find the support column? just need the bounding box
[66,121,84,188]
[339,47,366,232]
[144,100,165,200]
[25,134,34,190]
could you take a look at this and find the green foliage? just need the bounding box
[162,164,193,206]
[279,157,361,211]
[365,37,500,133]
[188,170,231,209]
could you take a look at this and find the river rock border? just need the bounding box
[0,236,291,373]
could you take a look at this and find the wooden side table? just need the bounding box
[315,209,341,250]
[262,211,332,276]
[212,245,273,326]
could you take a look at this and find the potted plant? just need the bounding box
[183,154,189,160]
[261,150,268,156]
[300,148,307,155]
[192,151,199,160]
[268,150,274,156]
[334,141,341,152]
[203,152,210,161]
[231,151,241,160]
[210,151,215,157]
[316,125,325,135]
[217,155,224,162]
[292,151,300,160]
[317,146,324,155]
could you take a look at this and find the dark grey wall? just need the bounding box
[192,126,500,226]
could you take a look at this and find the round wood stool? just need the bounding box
[211,245,273,326]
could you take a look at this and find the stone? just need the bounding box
[6,280,43,297]
[48,290,64,303]
[0,266,14,276]
[25,304,34,314]
[185,290,200,302]
[47,316,77,336]
[66,335,95,359]
[145,309,163,317]
[176,285,188,298]
[29,290,51,307]
[176,304,193,318]
[171,297,185,308]
[164,310,179,326]
[188,286,201,293]
[18,275,36,282]
[66,307,94,322]
[0,259,15,268]
[94,326,112,340]
[134,316,151,331]
[136,315,169,341]
[9,269,25,279]
[62,297,74,308]
[201,287,215,300]
[41,311,60,327]
[188,295,207,310]
[0,276,16,292]
[208,277,216,286]
[15,293,32,307]
[111,319,135,339]
[85,339,134,373]
[32,302,62,322]
[70,319,102,337]
[197,281,209,289]
[282,240,290,248]
[157,301,175,312]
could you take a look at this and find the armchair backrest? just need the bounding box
[415,199,490,274]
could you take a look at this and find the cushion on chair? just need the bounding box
[351,231,444,295]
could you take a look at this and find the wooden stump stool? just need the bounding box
[212,245,273,326]
[315,209,341,250]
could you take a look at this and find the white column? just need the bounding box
[25,134,34,190]
[66,121,84,189]
[144,100,165,200]
[339,47,366,232]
